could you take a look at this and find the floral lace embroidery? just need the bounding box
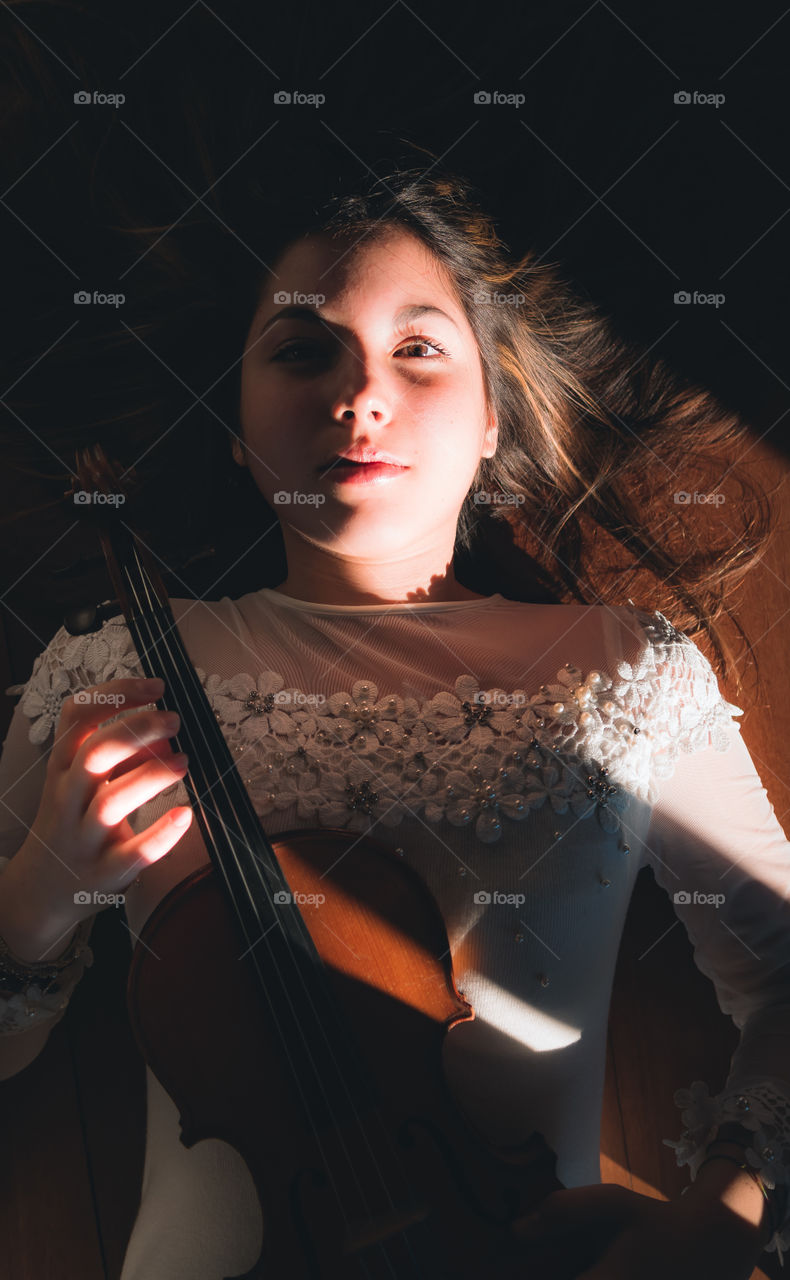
[4,604,741,846]
[664,1079,790,1262]
[5,616,142,745]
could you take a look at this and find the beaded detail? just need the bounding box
[5,604,742,847]
[0,856,94,1035]
[664,1079,790,1261]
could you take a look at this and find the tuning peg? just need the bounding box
[63,599,123,635]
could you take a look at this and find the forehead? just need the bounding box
[266,228,458,311]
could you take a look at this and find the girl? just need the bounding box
[1,166,789,1279]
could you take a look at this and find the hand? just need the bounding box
[17,677,192,938]
[512,1182,765,1279]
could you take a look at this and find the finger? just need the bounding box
[52,677,166,771]
[84,753,189,832]
[65,711,181,816]
[110,805,194,879]
[105,735,179,781]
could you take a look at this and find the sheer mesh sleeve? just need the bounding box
[624,609,790,1263]
[0,608,142,1034]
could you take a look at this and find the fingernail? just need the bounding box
[172,809,191,827]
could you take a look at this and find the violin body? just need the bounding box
[127,828,564,1279]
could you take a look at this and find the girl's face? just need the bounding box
[237,227,497,563]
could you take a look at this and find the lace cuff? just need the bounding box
[663,1079,790,1264]
[0,855,94,1036]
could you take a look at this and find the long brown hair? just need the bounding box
[228,165,777,695]
[3,159,777,698]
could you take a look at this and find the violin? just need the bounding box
[71,443,567,1279]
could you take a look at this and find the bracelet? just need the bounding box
[0,922,94,1033]
[0,858,94,1033]
[0,924,91,996]
[697,1154,781,1239]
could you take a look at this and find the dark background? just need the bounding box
[1,0,788,682]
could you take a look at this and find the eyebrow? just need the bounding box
[257,302,461,337]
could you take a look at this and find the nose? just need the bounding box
[331,363,394,428]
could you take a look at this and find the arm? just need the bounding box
[642,720,790,1263]
[0,696,95,1078]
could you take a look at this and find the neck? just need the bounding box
[272,539,486,607]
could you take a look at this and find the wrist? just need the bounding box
[0,848,81,964]
[683,1147,775,1250]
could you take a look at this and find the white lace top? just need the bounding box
[2,588,790,1275]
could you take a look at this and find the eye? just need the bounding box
[396,335,450,359]
[271,334,451,363]
[271,341,321,363]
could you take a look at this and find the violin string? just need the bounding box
[123,556,390,1275]
[123,542,431,1277]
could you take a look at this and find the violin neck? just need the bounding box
[109,525,376,1126]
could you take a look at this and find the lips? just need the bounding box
[325,459,401,471]
[317,458,409,486]
[318,448,407,470]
